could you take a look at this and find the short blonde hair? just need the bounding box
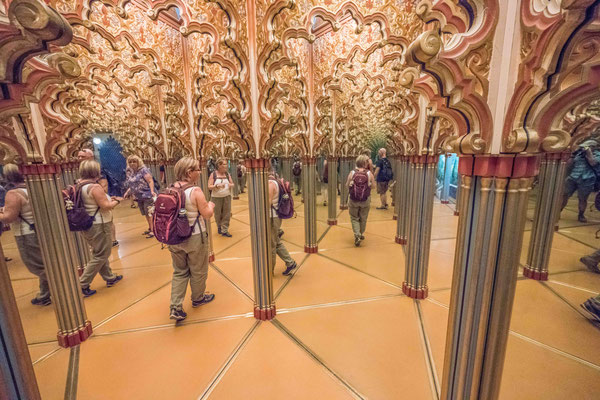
[80,160,101,180]
[356,155,369,169]
[217,158,227,167]
[174,157,198,181]
[127,155,145,170]
[3,163,24,184]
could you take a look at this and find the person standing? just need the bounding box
[321,158,328,206]
[374,148,393,209]
[237,161,247,193]
[124,155,156,238]
[292,158,302,195]
[168,157,215,321]
[560,137,600,223]
[346,155,375,247]
[0,164,50,305]
[78,160,123,297]
[268,169,297,276]
[208,159,234,237]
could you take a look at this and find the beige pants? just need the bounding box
[270,217,294,274]
[168,232,209,309]
[80,222,117,287]
[349,198,371,237]
[212,195,232,233]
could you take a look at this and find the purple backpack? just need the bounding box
[62,180,99,231]
[272,178,295,219]
[349,169,371,202]
[152,184,199,245]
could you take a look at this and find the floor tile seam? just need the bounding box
[213,233,251,257]
[555,231,598,250]
[425,298,600,371]
[546,279,599,295]
[92,312,255,338]
[63,345,80,400]
[208,262,254,302]
[273,253,311,300]
[539,281,597,322]
[414,301,441,400]
[316,252,404,290]
[276,293,406,314]
[333,220,400,242]
[92,279,173,331]
[229,216,251,227]
[196,320,261,400]
[32,347,61,366]
[270,319,365,400]
[6,276,38,282]
[109,263,173,272]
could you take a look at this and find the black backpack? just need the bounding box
[380,158,393,181]
[292,162,301,176]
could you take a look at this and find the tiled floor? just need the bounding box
[2,190,600,399]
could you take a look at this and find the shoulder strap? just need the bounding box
[10,189,35,230]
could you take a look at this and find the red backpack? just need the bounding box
[349,169,370,202]
[152,184,199,245]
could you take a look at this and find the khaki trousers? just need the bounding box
[80,222,116,287]
[168,232,209,309]
[270,216,294,274]
[212,195,232,233]
[15,233,50,300]
[349,198,371,237]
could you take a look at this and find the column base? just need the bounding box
[209,253,215,262]
[554,225,559,232]
[454,210,460,216]
[254,306,276,320]
[441,200,450,204]
[522,266,548,281]
[393,215,398,220]
[327,220,337,226]
[402,283,428,299]
[57,321,93,348]
[304,245,318,253]
[340,205,348,210]
[233,196,239,200]
[395,236,407,245]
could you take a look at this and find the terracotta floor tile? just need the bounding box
[548,270,600,292]
[430,238,457,255]
[320,243,405,286]
[557,224,600,248]
[208,322,354,400]
[33,347,70,400]
[510,280,600,365]
[545,281,599,310]
[28,342,60,364]
[276,255,401,308]
[277,297,434,399]
[216,234,254,259]
[428,289,452,307]
[95,267,253,334]
[318,225,394,250]
[77,318,255,400]
[428,250,455,290]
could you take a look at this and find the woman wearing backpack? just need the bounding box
[79,160,123,297]
[346,155,375,247]
[123,155,156,238]
[268,167,297,276]
[168,157,215,321]
[0,164,51,305]
[208,159,234,237]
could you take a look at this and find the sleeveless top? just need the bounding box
[184,186,206,235]
[211,172,231,198]
[9,188,35,236]
[81,183,113,224]
[270,178,279,217]
[127,167,153,200]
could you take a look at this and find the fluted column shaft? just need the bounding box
[303,157,318,253]
[393,156,402,220]
[198,162,216,263]
[441,155,538,400]
[22,164,92,347]
[339,156,351,210]
[403,155,437,299]
[165,160,176,187]
[245,159,275,320]
[327,157,338,225]
[524,152,569,280]
[230,159,240,199]
[395,157,410,244]
[281,157,292,183]
[454,174,461,216]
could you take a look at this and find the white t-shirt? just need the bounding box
[211,173,231,198]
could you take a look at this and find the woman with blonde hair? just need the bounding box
[78,160,123,297]
[0,164,51,305]
[167,157,215,321]
[208,158,234,237]
[124,155,156,238]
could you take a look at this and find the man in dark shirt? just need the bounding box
[374,148,393,209]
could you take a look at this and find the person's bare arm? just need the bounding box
[586,148,598,166]
[90,185,119,210]
[268,180,277,203]
[346,171,353,187]
[370,173,375,188]
[192,187,214,219]
[144,173,156,196]
[374,166,380,180]
[208,173,216,190]
[0,191,23,223]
